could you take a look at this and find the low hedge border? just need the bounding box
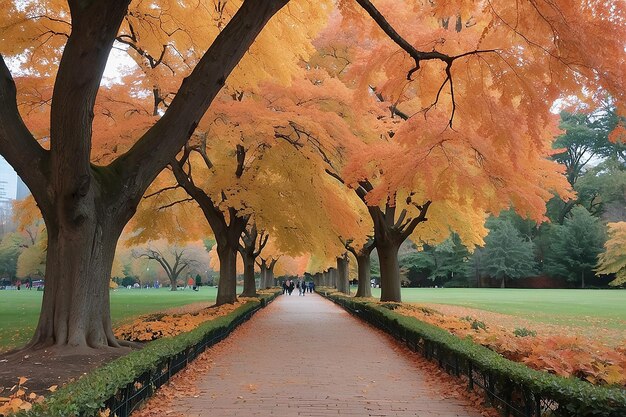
[14,290,281,417]
[322,292,626,417]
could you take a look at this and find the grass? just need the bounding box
[0,287,218,352]
[364,287,626,329]
[3,287,624,351]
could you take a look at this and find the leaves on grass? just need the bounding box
[394,304,626,386]
[114,303,242,341]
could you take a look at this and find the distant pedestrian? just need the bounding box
[298,280,305,296]
[308,281,315,293]
[288,280,295,295]
[282,280,287,294]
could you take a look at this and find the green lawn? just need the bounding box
[0,287,218,352]
[3,287,624,351]
[364,287,626,329]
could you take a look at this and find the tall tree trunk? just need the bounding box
[378,242,402,302]
[355,253,372,298]
[169,276,178,291]
[336,255,350,294]
[216,244,238,305]
[501,276,506,288]
[581,271,585,289]
[259,262,268,289]
[328,267,337,288]
[240,251,257,297]
[28,213,126,349]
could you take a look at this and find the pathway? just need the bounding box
[170,293,483,417]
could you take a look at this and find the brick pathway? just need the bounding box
[171,293,483,417]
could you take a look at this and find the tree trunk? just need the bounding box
[501,277,506,288]
[259,263,268,289]
[240,251,257,297]
[328,268,337,288]
[216,244,238,305]
[28,215,125,349]
[336,256,350,294]
[581,270,585,289]
[265,268,274,288]
[169,278,178,291]
[355,253,372,298]
[378,242,402,302]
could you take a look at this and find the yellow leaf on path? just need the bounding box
[48,385,58,392]
[18,377,28,385]
[19,401,32,411]
[28,392,37,399]
[0,397,11,402]
[16,389,25,397]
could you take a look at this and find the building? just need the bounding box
[0,157,29,203]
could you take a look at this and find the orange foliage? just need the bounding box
[393,305,626,386]
[0,378,45,415]
[114,303,242,342]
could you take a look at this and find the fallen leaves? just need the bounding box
[114,303,242,342]
[393,303,626,386]
[0,377,44,415]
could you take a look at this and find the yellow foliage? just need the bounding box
[596,222,626,286]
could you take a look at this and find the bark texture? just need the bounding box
[238,223,268,297]
[336,255,350,294]
[355,253,373,298]
[348,239,375,298]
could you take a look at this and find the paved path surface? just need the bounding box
[171,293,483,417]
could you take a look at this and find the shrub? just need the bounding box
[514,327,537,337]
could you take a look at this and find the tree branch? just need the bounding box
[400,200,432,240]
[0,55,51,210]
[113,0,289,202]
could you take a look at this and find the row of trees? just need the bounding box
[0,0,624,352]
[398,108,626,289]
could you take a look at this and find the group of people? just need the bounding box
[282,279,315,296]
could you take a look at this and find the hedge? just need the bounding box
[323,292,626,417]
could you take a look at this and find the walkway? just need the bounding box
[171,293,483,417]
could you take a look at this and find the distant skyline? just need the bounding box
[0,156,30,203]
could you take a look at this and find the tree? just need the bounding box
[133,245,199,291]
[0,0,293,350]
[400,233,472,287]
[0,233,21,278]
[548,108,626,223]
[238,222,268,297]
[544,206,606,288]
[346,238,375,297]
[258,256,279,289]
[479,218,537,288]
[575,158,626,222]
[596,222,626,286]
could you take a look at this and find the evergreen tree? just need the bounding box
[544,206,606,288]
[479,218,537,288]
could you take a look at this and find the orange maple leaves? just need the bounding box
[394,305,626,386]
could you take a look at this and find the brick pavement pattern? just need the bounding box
[172,293,483,417]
